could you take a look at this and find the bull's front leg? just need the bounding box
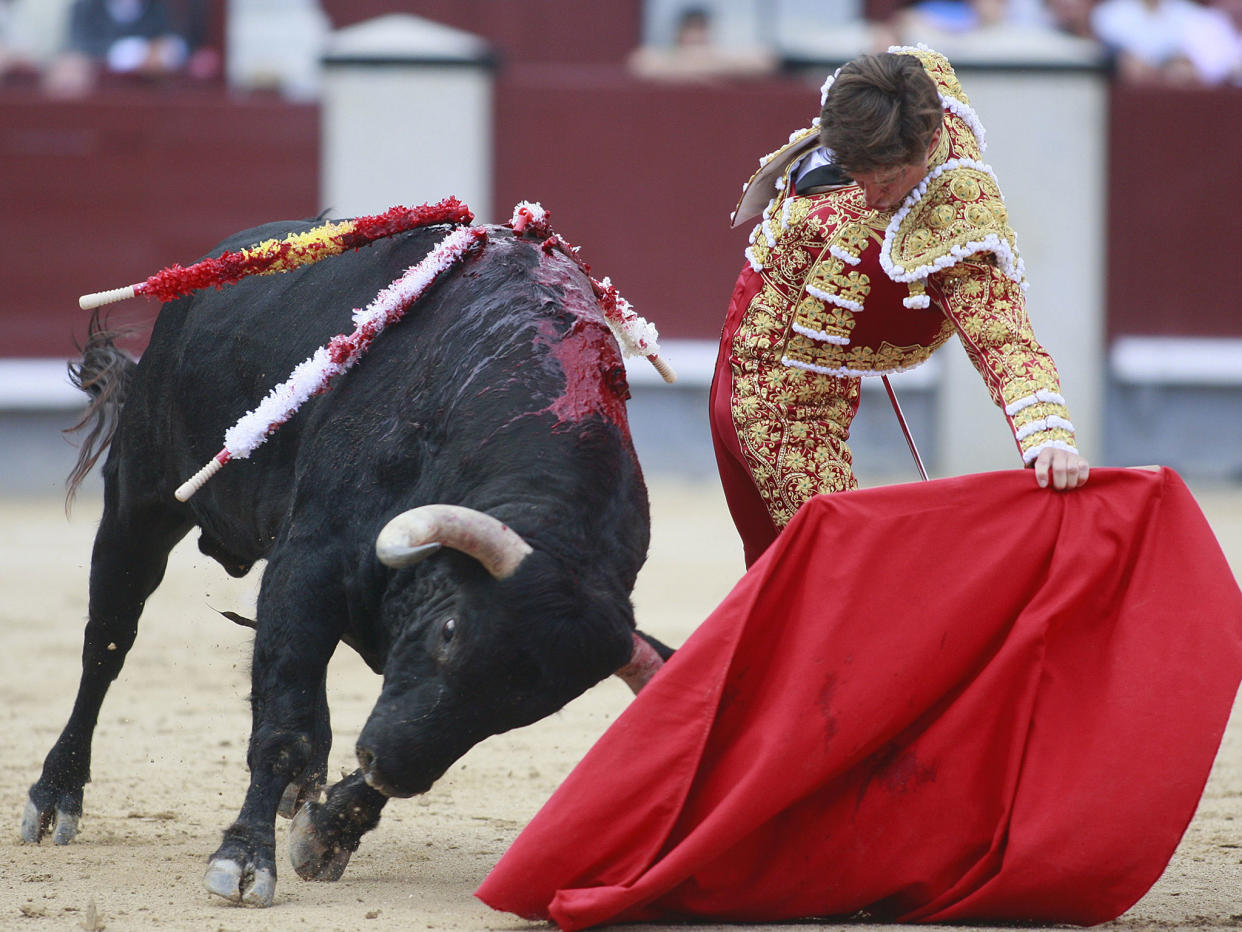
[289,769,387,882]
[276,684,331,821]
[204,553,344,908]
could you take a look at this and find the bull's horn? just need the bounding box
[375,505,533,579]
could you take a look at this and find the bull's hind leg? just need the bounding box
[22,494,191,845]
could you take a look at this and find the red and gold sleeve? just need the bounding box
[929,257,1079,464]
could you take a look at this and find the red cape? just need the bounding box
[477,468,1242,929]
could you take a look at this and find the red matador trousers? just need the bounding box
[477,467,1242,930]
[709,267,779,566]
[710,265,861,567]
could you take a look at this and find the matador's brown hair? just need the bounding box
[819,54,943,174]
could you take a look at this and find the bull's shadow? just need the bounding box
[20,218,673,907]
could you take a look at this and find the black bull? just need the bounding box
[21,220,672,906]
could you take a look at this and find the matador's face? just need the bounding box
[849,128,943,212]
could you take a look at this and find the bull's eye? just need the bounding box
[442,618,456,643]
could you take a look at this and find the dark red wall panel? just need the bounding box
[0,90,318,357]
[1105,85,1242,339]
[493,72,816,339]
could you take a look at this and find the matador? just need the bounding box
[710,45,1085,565]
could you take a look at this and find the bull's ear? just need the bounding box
[376,541,443,568]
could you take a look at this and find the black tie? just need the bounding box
[795,163,853,194]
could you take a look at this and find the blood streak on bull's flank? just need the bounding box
[529,251,630,430]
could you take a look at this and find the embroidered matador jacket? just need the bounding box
[715,46,1079,534]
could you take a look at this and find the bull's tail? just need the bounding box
[64,309,138,506]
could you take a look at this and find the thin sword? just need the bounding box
[881,375,929,482]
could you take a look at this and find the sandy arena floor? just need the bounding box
[4,475,1242,931]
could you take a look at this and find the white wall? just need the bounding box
[319,15,493,221]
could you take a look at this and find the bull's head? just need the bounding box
[357,504,630,797]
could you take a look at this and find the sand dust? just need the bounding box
[4,476,1242,931]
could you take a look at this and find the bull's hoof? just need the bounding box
[20,798,48,843]
[203,859,242,901]
[203,857,276,907]
[21,794,80,845]
[276,779,323,820]
[289,803,353,882]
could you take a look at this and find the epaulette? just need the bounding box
[880,44,1025,289]
[735,44,1025,291]
[880,159,1026,289]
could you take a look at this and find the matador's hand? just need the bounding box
[1033,447,1090,490]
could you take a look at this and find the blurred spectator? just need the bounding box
[43,0,218,97]
[1217,0,1242,33]
[897,0,1009,36]
[0,0,37,82]
[225,0,327,100]
[628,5,777,82]
[0,0,72,84]
[885,0,1108,59]
[1091,0,1242,84]
[171,0,220,80]
[1046,0,1098,38]
[1201,0,1242,81]
[1,1,26,68]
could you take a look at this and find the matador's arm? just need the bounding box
[929,257,1079,466]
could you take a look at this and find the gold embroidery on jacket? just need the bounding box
[731,189,878,527]
[902,46,969,107]
[934,259,1074,458]
[793,295,856,343]
[834,222,871,262]
[782,329,953,374]
[889,166,1023,286]
[806,259,871,308]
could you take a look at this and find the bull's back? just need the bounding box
[137,220,445,434]
[120,221,645,576]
